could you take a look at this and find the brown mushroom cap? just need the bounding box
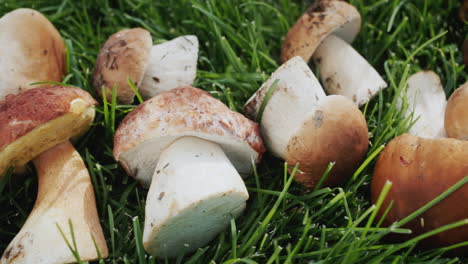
[93,28,152,104]
[371,134,468,250]
[0,86,97,177]
[285,95,369,187]
[114,86,265,187]
[0,8,66,99]
[445,82,468,140]
[281,0,361,63]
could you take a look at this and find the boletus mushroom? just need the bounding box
[93,28,198,104]
[0,86,108,263]
[113,86,264,258]
[244,56,369,188]
[281,0,387,106]
[397,71,447,138]
[0,8,66,99]
[371,134,468,251]
[445,81,468,140]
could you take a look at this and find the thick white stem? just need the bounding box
[313,35,387,106]
[398,71,447,138]
[1,142,108,264]
[139,36,198,99]
[143,136,248,258]
[244,56,326,158]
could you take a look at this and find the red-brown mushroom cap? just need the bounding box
[93,28,152,104]
[281,0,361,63]
[114,86,265,187]
[0,86,97,177]
[445,81,468,140]
[371,134,468,250]
[0,8,66,99]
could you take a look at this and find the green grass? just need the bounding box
[0,0,467,263]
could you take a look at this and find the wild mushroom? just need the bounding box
[445,81,468,140]
[397,71,447,138]
[113,86,264,258]
[371,134,468,250]
[0,86,108,263]
[281,0,387,106]
[0,8,66,100]
[93,28,198,104]
[244,56,369,188]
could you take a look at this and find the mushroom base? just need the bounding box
[1,142,108,264]
[143,136,249,258]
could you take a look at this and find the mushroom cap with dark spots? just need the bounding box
[281,0,361,63]
[93,28,152,104]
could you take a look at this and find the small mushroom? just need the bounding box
[281,0,387,106]
[397,71,447,138]
[0,86,108,263]
[445,81,468,140]
[93,28,198,104]
[113,86,264,258]
[371,134,468,250]
[0,8,66,100]
[244,56,369,188]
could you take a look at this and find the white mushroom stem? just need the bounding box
[1,142,108,264]
[244,56,326,158]
[312,35,387,106]
[139,35,198,99]
[398,71,447,138]
[143,136,248,258]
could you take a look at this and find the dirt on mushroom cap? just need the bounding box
[93,27,152,104]
[281,0,361,63]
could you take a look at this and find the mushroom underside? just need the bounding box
[119,133,258,187]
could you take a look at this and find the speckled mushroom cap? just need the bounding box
[371,134,468,250]
[93,28,152,104]
[114,86,265,187]
[445,82,468,140]
[281,0,361,63]
[0,8,66,100]
[0,86,97,177]
[244,57,369,188]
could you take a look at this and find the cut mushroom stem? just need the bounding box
[139,35,198,100]
[1,142,108,264]
[143,136,248,258]
[313,35,387,106]
[397,71,447,138]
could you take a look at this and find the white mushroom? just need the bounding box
[244,56,369,188]
[113,86,264,258]
[139,36,198,99]
[281,0,387,106]
[397,71,447,138]
[143,137,248,257]
[93,29,198,104]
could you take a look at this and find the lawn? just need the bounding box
[0,0,467,263]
